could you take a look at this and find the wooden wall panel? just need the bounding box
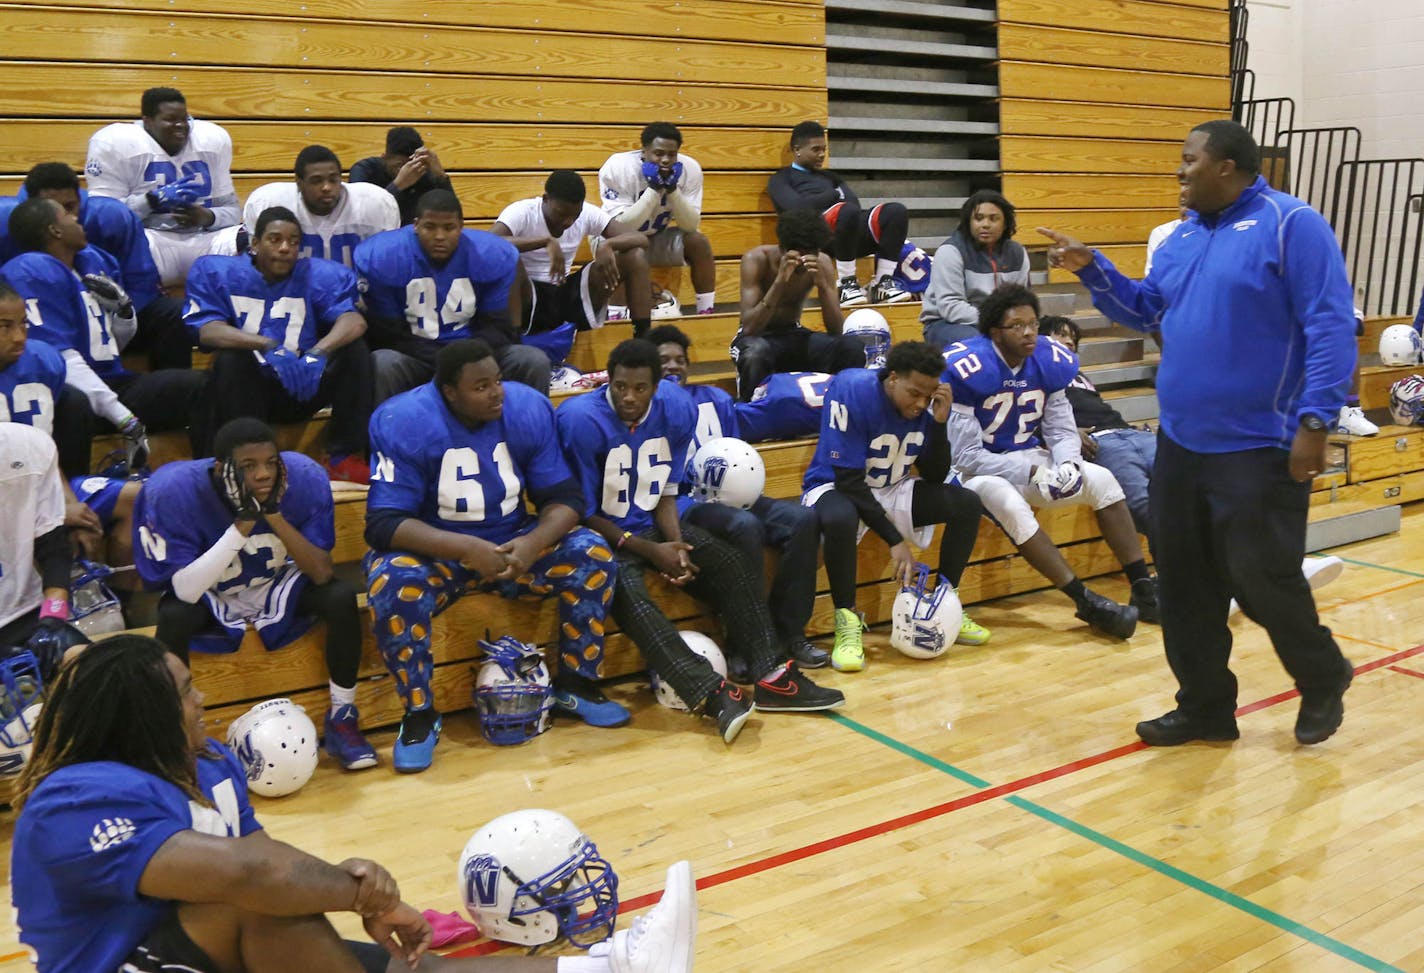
[1001,174,1181,209]
[998,0,1228,43]
[999,62,1231,112]
[999,136,1185,176]
[997,25,1229,77]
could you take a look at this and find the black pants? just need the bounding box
[53,370,211,478]
[154,578,361,686]
[1149,432,1349,720]
[132,296,195,371]
[731,328,870,401]
[828,199,909,263]
[815,478,984,609]
[209,341,373,457]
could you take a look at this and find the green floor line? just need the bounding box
[829,713,1403,972]
[1335,556,1424,581]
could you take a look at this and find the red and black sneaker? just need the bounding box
[704,680,754,743]
[753,662,845,713]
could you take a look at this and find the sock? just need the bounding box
[632,316,651,338]
[875,257,896,279]
[1123,559,1151,585]
[558,956,612,972]
[1060,577,1089,609]
[836,259,857,279]
[1346,394,1360,407]
[328,681,356,715]
[695,291,716,312]
[758,663,788,684]
[400,706,437,743]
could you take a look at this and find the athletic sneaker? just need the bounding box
[956,611,992,646]
[838,275,868,307]
[323,704,378,771]
[1229,555,1344,617]
[606,860,697,973]
[606,304,630,321]
[868,275,912,304]
[697,306,716,315]
[553,673,631,727]
[393,708,442,774]
[704,680,754,743]
[1130,576,1161,625]
[1336,405,1379,436]
[651,289,683,320]
[325,453,370,485]
[754,662,845,712]
[831,607,866,672]
[1075,589,1138,639]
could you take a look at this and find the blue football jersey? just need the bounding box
[802,368,929,492]
[891,242,933,295]
[183,254,359,352]
[734,371,831,443]
[0,341,66,434]
[13,759,251,973]
[353,226,518,343]
[941,334,1079,453]
[556,381,695,534]
[2,247,132,383]
[195,739,262,838]
[132,454,334,651]
[367,380,574,546]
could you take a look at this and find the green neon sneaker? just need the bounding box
[956,611,992,646]
[832,607,866,672]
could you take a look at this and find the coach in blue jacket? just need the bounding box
[1039,120,1356,749]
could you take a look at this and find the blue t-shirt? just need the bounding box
[802,367,929,492]
[353,225,518,344]
[183,254,359,352]
[0,341,66,434]
[733,370,831,443]
[2,247,132,384]
[556,382,695,534]
[941,334,1079,453]
[367,380,575,546]
[12,746,260,973]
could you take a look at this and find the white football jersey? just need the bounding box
[0,423,65,628]
[85,118,239,234]
[495,196,611,283]
[598,150,704,234]
[242,182,399,267]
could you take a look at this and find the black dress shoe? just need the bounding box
[1136,709,1240,746]
[726,655,750,684]
[1076,589,1139,639]
[790,639,830,669]
[1295,658,1353,745]
[1130,577,1161,625]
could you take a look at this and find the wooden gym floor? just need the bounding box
[3,507,1422,972]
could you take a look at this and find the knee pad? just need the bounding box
[966,476,1039,545]
[1080,461,1127,509]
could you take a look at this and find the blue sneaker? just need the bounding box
[553,676,630,728]
[324,704,378,771]
[392,709,442,774]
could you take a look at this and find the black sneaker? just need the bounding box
[754,663,845,712]
[1130,577,1161,625]
[704,680,754,743]
[726,654,751,684]
[1295,657,1353,745]
[1076,589,1139,639]
[790,639,831,670]
[1136,709,1240,746]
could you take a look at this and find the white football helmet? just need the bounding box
[890,563,963,660]
[843,308,891,368]
[650,631,727,711]
[0,650,44,777]
[550,364,585,393]
[458,808,619,948]
[688,437,765,509]
[225,698,319,797]
[1379,325,1423,366]
[474,636,553,746]
[1389,374,1424,426]
[69,560,126,638]
[651,289,683,320]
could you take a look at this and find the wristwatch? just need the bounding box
[1299,414,1328,433]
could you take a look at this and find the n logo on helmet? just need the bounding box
[234,736,264,783]
[702,456,728,488]
[463,853,502,907]
[913,622,945,654]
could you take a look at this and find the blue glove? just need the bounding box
[148,175,202,211]
[292,351,327,401]
[640,160,662,188]
[260,346,309,399]
[662,161,684,190]
[23,618,89,683]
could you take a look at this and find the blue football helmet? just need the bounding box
[473,636,554,746]
[69,560,126,638]
[890,563,963,660]
[458,808,619,947]
[0,650,45,777]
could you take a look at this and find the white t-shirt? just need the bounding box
[85,118,239,234]
[1144,218,1182,277]
[242,182,399,267]
[495,197,612,284]
[0,423,65,628]
[598,150,704,234]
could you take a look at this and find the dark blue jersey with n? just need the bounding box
[802,367,928,492]
[353,226,518,345]
[669,378,738,515]
[941,334,1078,453]
[557,381,695,535]
[12,749,259,973]
[0,341,66,433]
[367,380,574,547]
[182,254,359,352]
[734,370,831,443]
[132,453,335,652]
[2,247,131,383]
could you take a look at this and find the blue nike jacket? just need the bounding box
[1074,176,1356,453]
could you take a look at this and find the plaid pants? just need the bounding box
[365,527,615,712]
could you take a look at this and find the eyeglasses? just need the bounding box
[995,321,1039,334]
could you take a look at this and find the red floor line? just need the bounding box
[445,639,1424,958]
[1387,665,1424,681]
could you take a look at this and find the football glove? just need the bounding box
[218,456,261,521]
[148,175,203,211]
[21,618,90,683]
[290,350,327,402]
[260,454,288,516]
[117,415,150,472]
[659,161,684,190]
[81,273,134,318]
[259,346,309,399]
[640,160,662,187]
[1032,459,1084,502]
